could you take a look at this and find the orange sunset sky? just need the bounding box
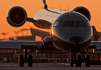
[0,0,101,39]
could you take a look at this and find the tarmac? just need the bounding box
[0,63,101,70]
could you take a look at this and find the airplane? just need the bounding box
[0,0,101,67]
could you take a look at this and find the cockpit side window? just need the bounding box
[62,21,74,27]
[75,21,87,27]
[85,21,91,27]
[54,21,62,27]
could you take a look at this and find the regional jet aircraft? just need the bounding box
[0,0,101,67]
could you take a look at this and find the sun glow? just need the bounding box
[1,0,101,39]
[52,30,55,35]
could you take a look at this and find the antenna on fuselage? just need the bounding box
[60,5,61,10]
[68,6,69,11]
[42,0,48,9]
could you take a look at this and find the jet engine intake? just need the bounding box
[72,6,91,21]
[7,6,27,27]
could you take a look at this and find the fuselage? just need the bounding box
[30,9,93,52]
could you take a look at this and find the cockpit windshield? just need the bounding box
[75,21,87,27]
[62,21,87,27]
[54,21,91,27]
[62,21,74,27]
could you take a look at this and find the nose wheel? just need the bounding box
[70,57,73,67]
[75,55,82,67]
[70,52,90,67]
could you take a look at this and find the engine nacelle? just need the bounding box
[7,6,27,27]
[72,6,91,21]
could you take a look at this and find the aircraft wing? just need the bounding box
[87,41,101,50]
[0,41,43,50]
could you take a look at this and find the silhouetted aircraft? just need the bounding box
[0,0,101,67]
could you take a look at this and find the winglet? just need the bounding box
[42,0,48,9]
[92,26,100,41]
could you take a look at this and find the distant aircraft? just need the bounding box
[0,0,101,67]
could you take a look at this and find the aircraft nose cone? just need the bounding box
[69,36,84,44]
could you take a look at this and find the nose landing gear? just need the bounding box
[70,52,90,67]
[75,55,82,67]
[70,57,73,67]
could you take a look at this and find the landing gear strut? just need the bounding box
[18,49,33,67]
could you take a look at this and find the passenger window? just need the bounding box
[62,21,74,27]
[54,21,62,26]
[75,21,87,27]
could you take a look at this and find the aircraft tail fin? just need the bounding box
[92,26,100,41]
[41,0,48,9]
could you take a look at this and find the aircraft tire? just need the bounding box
[19,55,24,67]
[70,57,73,67]
[75,55,82,67]
[27,55,33,67]
[85,55,90,67]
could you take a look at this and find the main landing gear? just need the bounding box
[70,52,90,67]
[18,49,33,67]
